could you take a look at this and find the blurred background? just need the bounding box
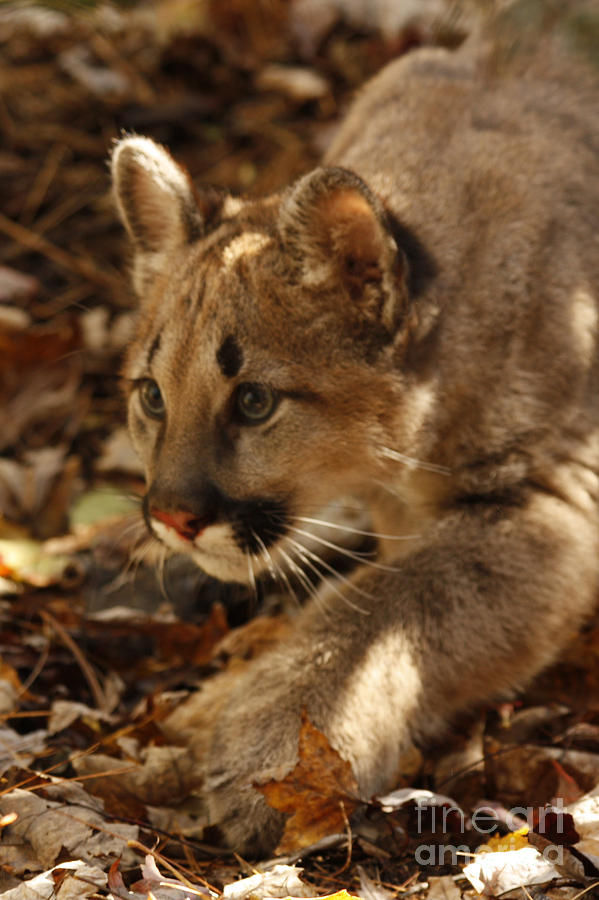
[0,0,479,604]
[1,4,599,893]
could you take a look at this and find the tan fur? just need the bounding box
[112,44,599,855]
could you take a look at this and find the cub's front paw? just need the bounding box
[162,661,305,856]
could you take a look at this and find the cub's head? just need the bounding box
[112,136,412,583]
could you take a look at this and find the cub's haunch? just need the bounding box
[112,46,599,855]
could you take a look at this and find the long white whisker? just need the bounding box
[294,515,419,542]
[279,541,335,619]
[118,532,160,597]
[252,531,278,581]
[265,544,304,609]
[372,477,403,501]
[288,525,401,572]
[277,544,317,597]
[246,548,258,602]
[252,531,300,608]
[156,544,172,603]
[116,518,147,542]
[128,533,156,572]
[379,446,450,476]
[285,536,370,616]
[286,535,374,602]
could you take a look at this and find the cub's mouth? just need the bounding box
[142,488,290,584]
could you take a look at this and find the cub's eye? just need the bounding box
[138,379,165,419]
[235,382,278,425]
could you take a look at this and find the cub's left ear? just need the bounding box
[278,167,408,331]
[111,136,220,293]
[112,136,202,250]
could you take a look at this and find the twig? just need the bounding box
[329,801,353,876]
[17,640,50,697]
[19,142,67,225]
[127,839,196,889]
[40,609,109,713]
[571,882,599,900]
[0,210,122,292]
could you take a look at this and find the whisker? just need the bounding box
[246,548,258,603]
[278,540,335,620]
[109,532,157,597]
[288,525,401,573]
[276,544,319,602]
[251,531,278,582]
[285,535,374,604]
[294,514,419,542]
[379,446,450,476]
[156,544,174,604]
[252,531,301,609]
[284,536,370,616]
[115,519,149,547]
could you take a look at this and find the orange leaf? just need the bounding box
[256,711,360,854]
[307,893,362,900]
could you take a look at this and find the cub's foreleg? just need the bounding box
[165,490,598,855]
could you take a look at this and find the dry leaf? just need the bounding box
[0,536,80,587]
[462,846,558,896]
[222,863,312,900]
[0,782,138,874]
[73,743,199,808]
[0,860,107,900]
[257,712,360,854]
[0,726,49,773]
[426,876,462,900]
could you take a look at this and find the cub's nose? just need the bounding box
[150,507,212,542]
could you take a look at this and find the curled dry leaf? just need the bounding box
[132,853,214,899]
[462,846,559,896]
[73,743,200,809]
[0,781,138,874]
[0,860,107,900]
[256,712,360,854]
[222,864,313,900]
[0,725,49,773]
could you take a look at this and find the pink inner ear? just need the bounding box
[318,188,386,274]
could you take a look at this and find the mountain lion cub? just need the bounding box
[112,45,599,853]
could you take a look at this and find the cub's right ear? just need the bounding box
[111,136,204,291]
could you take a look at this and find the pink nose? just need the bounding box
[150,508,209,542]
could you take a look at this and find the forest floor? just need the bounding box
[1,2,599,898]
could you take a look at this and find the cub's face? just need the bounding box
[113,137,410,583]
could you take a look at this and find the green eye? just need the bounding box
[235,382,278,424]
[138,379,165,419]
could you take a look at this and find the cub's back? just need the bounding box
[326,47,599,478]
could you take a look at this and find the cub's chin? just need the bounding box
[149,516,280,585]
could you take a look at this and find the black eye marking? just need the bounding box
[217,334,243,378]
[138,378,166,419]
[147,332,161,366]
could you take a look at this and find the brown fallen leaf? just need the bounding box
[256,711,360,854]
[0,781,138,874]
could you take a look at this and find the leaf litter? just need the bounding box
[1,0,599,898]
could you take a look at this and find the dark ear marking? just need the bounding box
[147,331,161,366]
[217,334,244,378]
[386,214,438,298]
